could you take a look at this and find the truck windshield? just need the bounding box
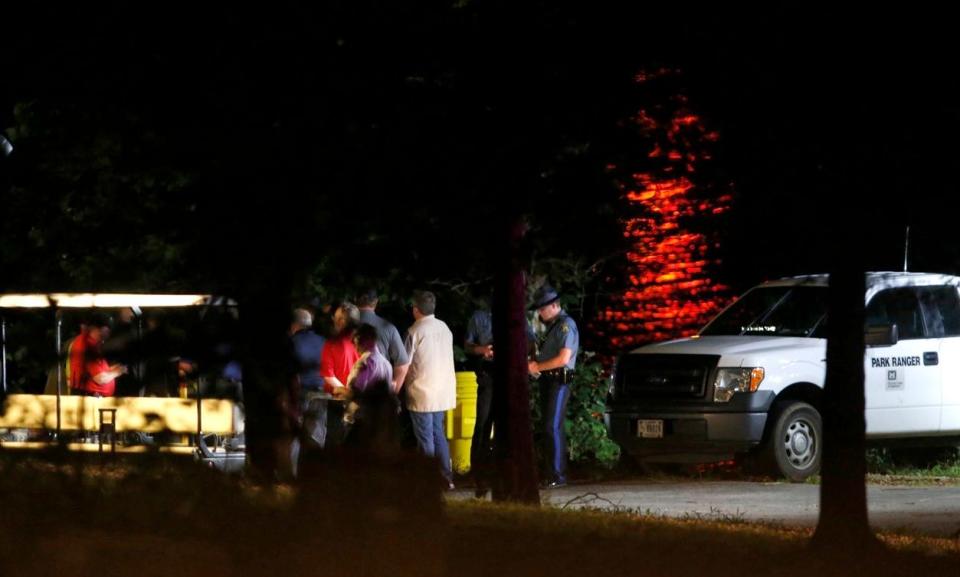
[700,286,828,337]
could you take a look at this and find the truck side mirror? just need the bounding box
[865,323,898,347]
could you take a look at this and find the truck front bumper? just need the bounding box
[605,391,774,462]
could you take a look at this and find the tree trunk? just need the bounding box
[811,214,880,551]
[239,287,296,482]
[491,215,540,504]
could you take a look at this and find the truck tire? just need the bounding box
[767,401,821,482]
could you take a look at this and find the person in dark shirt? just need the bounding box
[465,307,495,498]
[290,308,327,454]
[356,288,411,392]
[291,308,326,391]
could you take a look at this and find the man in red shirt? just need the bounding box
[69,315,127,397]
[320,302,361,396]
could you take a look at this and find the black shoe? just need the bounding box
[542,479,567,489]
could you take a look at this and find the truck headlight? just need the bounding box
[713,367,765,403]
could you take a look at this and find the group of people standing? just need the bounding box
[289,283,579,492]
[289,289,459,487]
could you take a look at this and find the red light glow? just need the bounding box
[596,71,733,350]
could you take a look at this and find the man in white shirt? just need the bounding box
[400,290,457,488]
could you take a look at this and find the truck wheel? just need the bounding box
[768,402,821,482]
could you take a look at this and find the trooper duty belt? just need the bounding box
[540,367,573,384]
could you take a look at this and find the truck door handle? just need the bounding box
[923,352,938,366]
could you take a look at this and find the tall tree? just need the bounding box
[809,19,885,551]
[810,152,869,543]
[811,162,879,551]
[490,216,540,503]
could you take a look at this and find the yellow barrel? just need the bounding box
[445,371,479,474]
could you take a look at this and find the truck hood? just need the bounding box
[630,335,824,361]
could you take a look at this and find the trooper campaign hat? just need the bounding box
[530,284,561,310]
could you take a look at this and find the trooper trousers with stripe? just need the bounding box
[539,378,570,483]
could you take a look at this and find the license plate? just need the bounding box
[637,419,664,438]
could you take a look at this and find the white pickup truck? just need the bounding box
[605,272,960,481]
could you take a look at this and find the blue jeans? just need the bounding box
[301,395,329,449]
[409,410,452,482]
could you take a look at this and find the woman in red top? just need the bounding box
[320,302,361,396]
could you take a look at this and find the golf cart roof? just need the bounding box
[0,294,235,309]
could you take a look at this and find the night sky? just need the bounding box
[678,9,960,291]
[3,5,959,297]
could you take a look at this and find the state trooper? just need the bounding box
[464,303,496,498]
[527,284,579,488]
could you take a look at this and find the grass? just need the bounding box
[448,499,960,554]
[1,451,957,577]
[864,447,960,485]
[447,499,959,577]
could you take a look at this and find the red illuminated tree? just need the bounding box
[597,69,733,350]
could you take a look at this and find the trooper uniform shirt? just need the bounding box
[465,309,494,374]
[465,310,494,348]
[468,310,537,361]
[537,312,579,370]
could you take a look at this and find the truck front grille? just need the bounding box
[616,354,719,399]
